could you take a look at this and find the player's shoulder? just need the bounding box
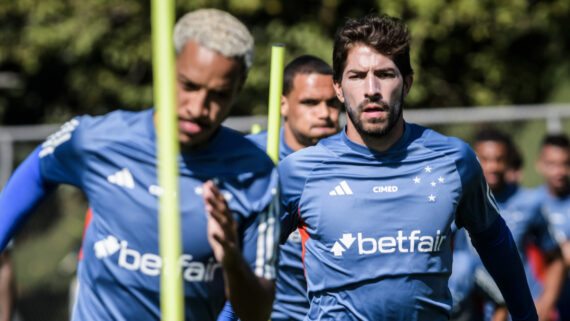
[281,134,337,168]
[216,126,274,172]
[278,135,339,187]
[513,185,543,208]
[412,123,474,158]
[245,130,268,150]
[71,109,151,138]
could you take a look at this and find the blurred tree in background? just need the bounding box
[0,1,569,319]
[0,0,568,125]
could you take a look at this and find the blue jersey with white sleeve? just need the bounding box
[493,184,558,299]
[247,128,309,321]
[11,109,279,321]
[279,123,523,321]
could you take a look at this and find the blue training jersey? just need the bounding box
[279,123,501,321]
[247,129,309,321]
[493,183,558,299]
[534,185,570,317]
[37,109,279,321]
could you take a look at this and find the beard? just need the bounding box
[344,88,404,139]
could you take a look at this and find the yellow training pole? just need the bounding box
[151,0,183,320]
[266,44,285,164]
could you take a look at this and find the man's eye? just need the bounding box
[182,82,200,91]
[348,73,365,79]
[378,72,395,78]
[301,100,319,106]
[212,90,230,99]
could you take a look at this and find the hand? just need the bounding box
[203,180,239,267]
[535,300,555,321]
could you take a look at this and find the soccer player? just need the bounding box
[278,14,538,320]
[534,134,570,319]
[474,128,565,320]
[0,8,279,321]
[247,55,341,321]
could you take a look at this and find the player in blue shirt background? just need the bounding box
[473,128,565,321]
[247,55,341,321]
[279,14,538,320]
[0,8,279,321]
[534,134,570,320]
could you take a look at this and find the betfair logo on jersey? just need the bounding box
[330,230,447,257]
[93,236,221,282]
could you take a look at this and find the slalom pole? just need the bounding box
[266,44,285,164]
[151,0,184,320]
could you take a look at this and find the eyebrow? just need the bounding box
[177,73,232,91]
[346,67,398,73]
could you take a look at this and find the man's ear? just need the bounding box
[281,95,288,117]
[403,75,413,98]
[333,81,345,103]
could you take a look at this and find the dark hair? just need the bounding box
[333,14,413,83]
[541,134,570,149]
[474,127,521,168]
[282,55,333,96]
[474,128,513,146]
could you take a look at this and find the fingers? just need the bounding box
[203,180,237,243]
[203,180,228,216]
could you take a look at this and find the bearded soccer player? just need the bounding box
[534,134,570,320]
[0,9,278,321]
[278,14,538,320]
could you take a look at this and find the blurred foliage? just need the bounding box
[0,0,569,125]
[1,1,570,319]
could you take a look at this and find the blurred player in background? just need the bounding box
[534,134,570,320]
[247,55,341,321]
[0,8,279,321]
[474,128,565,321]
[278,14,537,320]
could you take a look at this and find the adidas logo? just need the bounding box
[107,168,135,189]
[329,180,353,196]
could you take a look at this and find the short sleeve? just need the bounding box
[39,117,89,187]
[277,153,311,241]
[454,144,501,233]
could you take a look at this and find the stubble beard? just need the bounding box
[344,89,404,139]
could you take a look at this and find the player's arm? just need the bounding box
[203,180,277,321]
[0,147,57,250]
[454,142,537,320]
[0,250,14,321]
[535,249,565,321]
[532,214,566,321]
[469,216,537,320]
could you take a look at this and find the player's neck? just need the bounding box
[548,182,570,199]
[346,118,404,152]
[283,124,307,152]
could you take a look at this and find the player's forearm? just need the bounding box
[470,216,538,321]
[222,250,274,321]
[0,253,14,321]
[0,147,56,250]
[536,256,565,316]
